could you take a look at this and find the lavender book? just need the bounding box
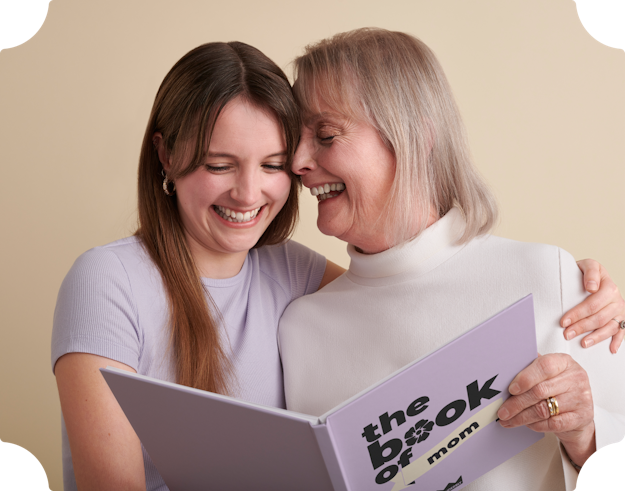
[101,294,542,491]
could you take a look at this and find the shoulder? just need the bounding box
[58,236,158,313]
[67,237,152,283]
[475,235,580,277]
[255,240,323,265]
[72,236,144,266]
[468,235,586,321]
[254,240,325,278]
[253,240,327,301]
[472,234,560,262]
[475,234,581,285]
[460,234,566,279]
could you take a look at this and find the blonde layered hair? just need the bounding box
[293,28,498,245]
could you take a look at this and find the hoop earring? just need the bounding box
[161,169,176,196]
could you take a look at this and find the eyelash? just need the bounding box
[263,164,286,171]
[205,165,230,173]
[204,164,285,173]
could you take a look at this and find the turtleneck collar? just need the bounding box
[345,207,468,286]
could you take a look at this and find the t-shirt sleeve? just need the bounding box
[259,240,327,303]
[51,247,142,373]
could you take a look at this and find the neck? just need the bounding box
[184,233,248,279]
[355,206,440,254]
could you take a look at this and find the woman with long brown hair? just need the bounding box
[52,39,621,491]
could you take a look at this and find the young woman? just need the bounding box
[52,40,622,491]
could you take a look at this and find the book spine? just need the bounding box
[311,423,350,491]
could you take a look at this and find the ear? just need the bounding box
[152,132,172,174]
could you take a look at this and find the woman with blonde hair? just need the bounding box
[280,27,625,490]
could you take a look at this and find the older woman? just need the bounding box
[279,28,625,490]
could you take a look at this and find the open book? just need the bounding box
[101,294,542,491]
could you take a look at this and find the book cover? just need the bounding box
[101,294,542,491]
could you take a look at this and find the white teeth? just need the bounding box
[214,205,261,223]
[309,183,346,199]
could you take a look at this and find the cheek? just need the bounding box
[271,174,293,206]
[176,175,223,212]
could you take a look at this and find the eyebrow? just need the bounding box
[207,151,288,159]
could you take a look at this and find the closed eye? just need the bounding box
[262,163,286,172]
[205,164,231,173]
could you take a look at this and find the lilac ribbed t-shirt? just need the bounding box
[51,236,326,491]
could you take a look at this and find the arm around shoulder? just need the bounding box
[558,248,625,473]
[55,353,146,491]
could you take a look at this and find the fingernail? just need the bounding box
[509,383,520,395]
[584,338,594,348]
[562,318,571,328]
[565,330,576,341]
[498,408,509,420]
[587,281,598,291]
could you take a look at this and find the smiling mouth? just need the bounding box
[213,205,262,223]
[310,183,346,201]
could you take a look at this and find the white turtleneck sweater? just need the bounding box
[279,208,625,491]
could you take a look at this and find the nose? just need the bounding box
[231,169,262,206]
[291,133,317,176]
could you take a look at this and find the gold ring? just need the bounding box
[547,396,559,417]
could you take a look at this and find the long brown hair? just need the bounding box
[136,42,301,394]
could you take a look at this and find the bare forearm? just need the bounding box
[56,353,146,491]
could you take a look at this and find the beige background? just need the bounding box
[0,0,622,489]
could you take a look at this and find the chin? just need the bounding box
[315,219,344,241]
[219,234,264,254]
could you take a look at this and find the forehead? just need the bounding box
[301,96,370,132]
[208,98,285,152]
[297,74,365,126]
[302,109,349,128]
[211,97,284,139]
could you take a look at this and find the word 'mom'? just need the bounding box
[363,375,500,485]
